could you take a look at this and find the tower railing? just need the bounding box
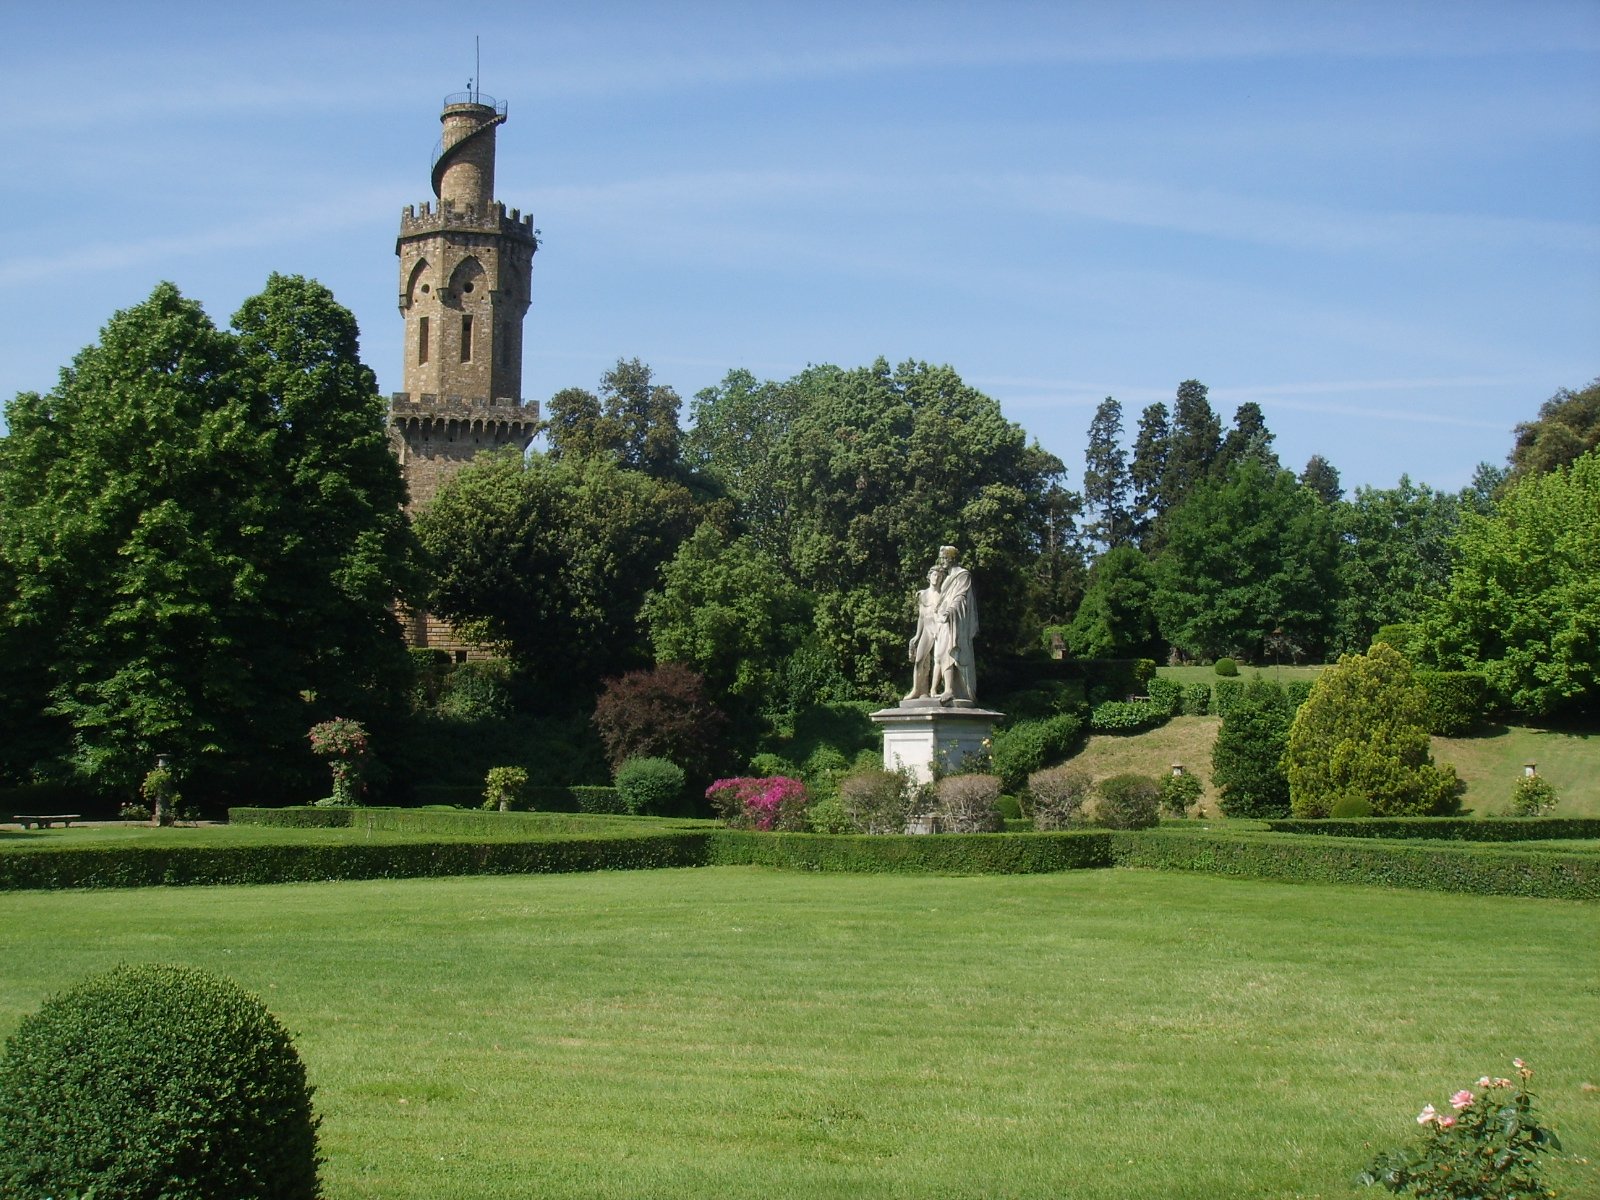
[442,93,507,114]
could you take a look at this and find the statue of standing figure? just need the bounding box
[905,546,979,704]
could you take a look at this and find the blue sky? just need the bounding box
[2,1,1596,493]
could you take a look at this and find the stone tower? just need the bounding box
[388,92,539,511]
[388,93,540,657]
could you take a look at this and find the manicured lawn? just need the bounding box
[2,868,1594,1199]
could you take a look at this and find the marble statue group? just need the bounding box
[905,545,978,705]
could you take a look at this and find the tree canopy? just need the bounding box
[1150,457,1339,662]
[0,277,419,791]
[1509,378,1600,480]
[1423,450,1600,718]
[772,358,1068,690]
[414,450,699,702]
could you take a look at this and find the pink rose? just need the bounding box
[1417,1104,1438,1125]
[1437,1114,1456,1129]
[1450,1090,1474,1111]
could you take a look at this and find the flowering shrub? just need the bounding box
[1357,1059,1561,1199]
[1508,775,1559,817]
[307,718,369,806]
[706,776,809,832]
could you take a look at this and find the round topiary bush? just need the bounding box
[1213,657,1239,677]
[0,963,321,1199]
[614,755,686,815]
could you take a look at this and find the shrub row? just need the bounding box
[709,830,1114,875]
[1110,830,1600,899]
[1089,698,1169,734]
[0,834,711,891]
[1263,817,1600,842]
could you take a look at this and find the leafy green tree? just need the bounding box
[775,358,1067,690]
[1082,396,1133,550]
[231,274,423,753]
[1129,401,1170,542]
[642,525,811,702]
[1064,545,1161,659]
[0,279,418,792]
[684,369,807,558]
[1423,450,1600,718]
[1299,454,1343,504]
[1510,378,1600,480]
[1332,478,1462,655]
[1210,678,1293,817]
[414,450,698,702]
[1283,643,1461,817]
[544,357,683,479]
[1150,457,1339,662]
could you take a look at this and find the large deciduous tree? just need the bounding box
[642,524,812,703]
[1509,378,1600,480]
[1283,643,1460,817]
[1150,457,1338,662]
[544,357,683,479]
[414,450,698,702]
[1331,478,1462,656]
[0,277,420,791]
[774,358,1068,691]
[1423,450,1600,718]
[683,368,808,559]
[1064,545,1161,660]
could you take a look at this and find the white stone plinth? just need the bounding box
[869,702,1005,785]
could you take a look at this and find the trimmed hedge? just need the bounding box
[0,833,712,891]
[1090,698,1170,734]
[709,830,1113,875]
[1263,817,1600,842]
[1180,682,1211,716]
[1110,830,1600,900]
[229,807,356,828]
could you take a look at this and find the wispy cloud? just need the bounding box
[0,188,398,287]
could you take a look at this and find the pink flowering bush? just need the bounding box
[307,717,370,806]
[706,776,809,832]
[1357,1059,1562,1199]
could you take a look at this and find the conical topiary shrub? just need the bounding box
[0,963,321,1199]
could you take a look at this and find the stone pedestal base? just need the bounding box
[868,701,1005,786]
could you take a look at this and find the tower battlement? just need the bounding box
[399,200,537,243]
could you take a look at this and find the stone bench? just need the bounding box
[11,814,81,830]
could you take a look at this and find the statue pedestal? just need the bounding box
[869,701,1005,785]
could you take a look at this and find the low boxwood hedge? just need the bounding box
[1263,817,1600,842]
[710,830,1113,875]
[0,833,711,891]
[1111,830,1600,899]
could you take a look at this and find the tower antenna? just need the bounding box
[475,36,481,102]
